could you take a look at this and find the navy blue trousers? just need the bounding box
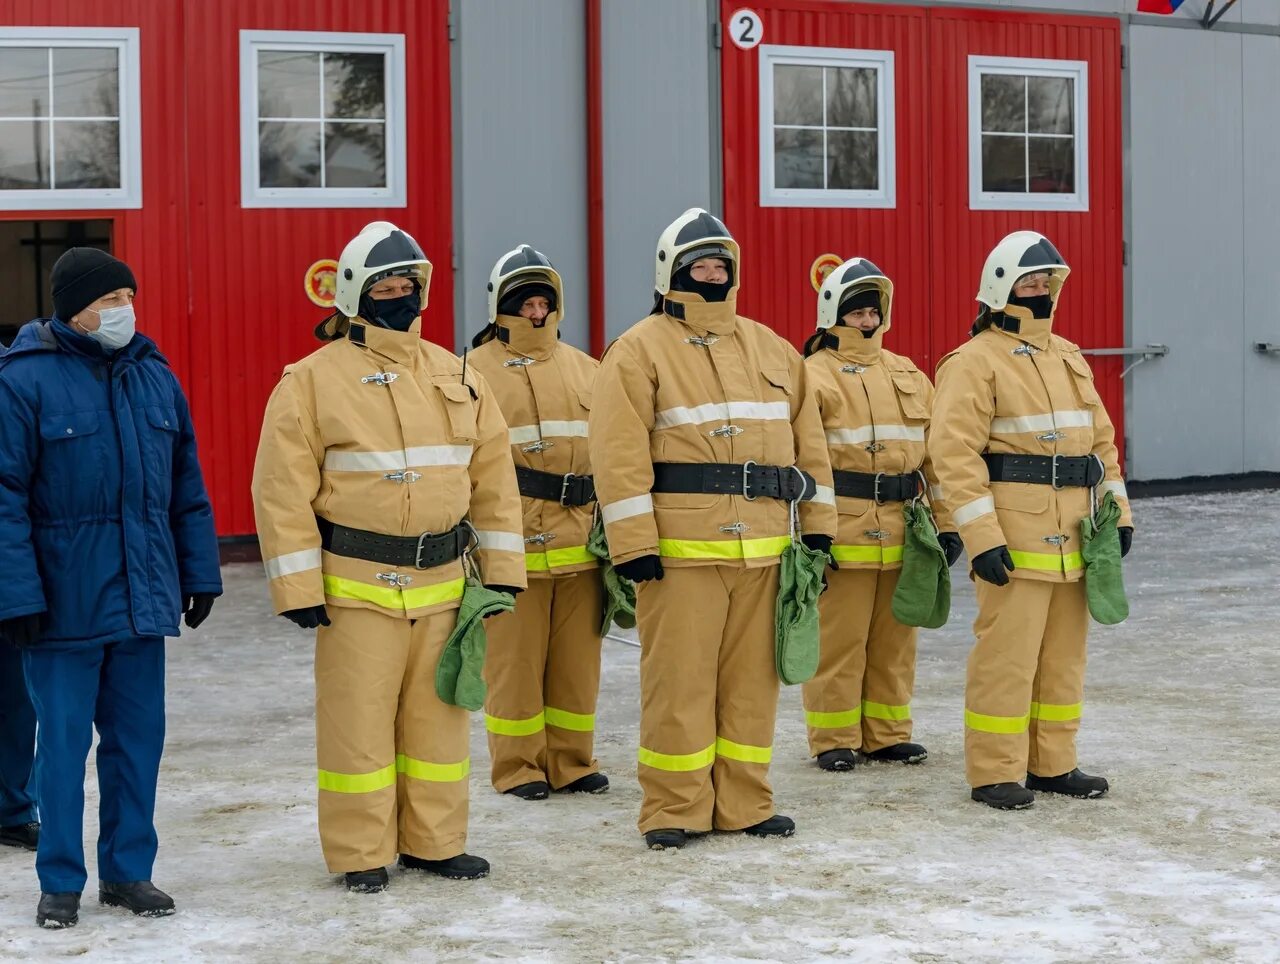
[22,637,165,893]
[0,643,37,827]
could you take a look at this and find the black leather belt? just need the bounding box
[317,517,471,569]
[983,453,1104,489]
[651,462,815,501]
[832,469,921,503]
[516,466,596,507]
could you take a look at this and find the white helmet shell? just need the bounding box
[654,208,740,295]
[976,231,1070,311]
[487,244,564,323]
[817,257,894,332]
[334,221,432,319]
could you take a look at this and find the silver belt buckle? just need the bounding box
[414,531,435,569]
[560,473,575,506]
[1050,454,1064,490]
[873,471,886,504]
[742,460,758,501]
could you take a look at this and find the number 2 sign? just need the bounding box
[728,8,763,50]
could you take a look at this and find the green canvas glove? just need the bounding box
[587,515,637,635]
[775,538,828,685]
[435,576,515,711]
[891,501,951,629]
[1080,491,1129,625]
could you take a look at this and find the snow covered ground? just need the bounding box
[2,490,1279,963]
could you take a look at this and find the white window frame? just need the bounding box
[758,44,896,209]
[0,27,141,211]
[239,30,406,209]
[968,55,1089,213]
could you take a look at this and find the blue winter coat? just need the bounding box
[0,320,222,647]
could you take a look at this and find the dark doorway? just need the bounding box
[0,219,113,346]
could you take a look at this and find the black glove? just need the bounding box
[1118,526,1133,558]
[485,585,523,597]
[801,534,833,557]
[282,605,331,630]
[937,532,964,568]
[183,593,218,629]
[0,613,45,648]
[615,555,664,583]
[971,546,1015,586]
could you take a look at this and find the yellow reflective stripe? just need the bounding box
[964,708,1030,734]
[544,706,594,732]
[862,699,911,721]
[830,544,904,564]
[485,711,545,736]
[317,763,396,794]
[637,742,716,772]
[658,536,791,560]
[715,736,772,764]
[1007,550,1084,573]
[525,545,595,571]
[322,575,465,610]
[1030,701,1083,723]
[395,753,470,783]
[805,707,861,729]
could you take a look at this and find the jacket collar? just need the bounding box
[346,317,422,366]
[663,290,738,336]
[496,312,559,360]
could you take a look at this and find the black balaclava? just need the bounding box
[498,282,558,325]
[670,261,734,303]
[836,288,883,339]
[1005,274,1054,322]
[363,280,422,332]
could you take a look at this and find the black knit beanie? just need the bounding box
[51,247,137,321]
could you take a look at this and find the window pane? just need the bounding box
[981,74,1025,134]
[257,50,320,119]
[0,119,50,187]
[826,129,878,191]
[0,48,49,118]
[1028,136,1074,193]
[981,134,1026,193]
[52,48,118,118]
[826,67,877,129]
[54,120,119,188]
[324,52,384,120]
[774,128,823,189]
[324,122,385,187]
[773,65,822,127]
[1027,76,1073,135]
[259,120,321,187]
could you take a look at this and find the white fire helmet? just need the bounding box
[816,257,894,333]
[976,231,1070,311]
[334,221,432,319]
[653,208,741,295]
[487,244,564,323]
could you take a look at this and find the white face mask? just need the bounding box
[85,303,136,350]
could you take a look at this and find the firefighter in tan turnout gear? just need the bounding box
[800,258,958,772]
[589,209,837,850]
[251,222,526,891]
[467,245,609,801]
[928,231,1134,811]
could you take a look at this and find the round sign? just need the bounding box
[304,258,339,308]
[810,253,843,292]
[728,8,763,50]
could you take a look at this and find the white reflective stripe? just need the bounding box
[929,485,946,501]
[953,495,996,527]
[508,425,541,445]
[990,410,1093,434]
[825,424,925,446]
[1100,479,1129,501]
[508,421,589,446]
[475,530,526,554]
[654,401,791,429]
[264,548,322,580]
[812,484,836,506]
[601,494,654,524]
[324,445,473,472]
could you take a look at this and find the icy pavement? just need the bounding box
[2,490,1279,963]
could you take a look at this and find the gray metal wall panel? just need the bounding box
[452,0,589,352]
[1129,25,1244,478]
[601,0,714,342]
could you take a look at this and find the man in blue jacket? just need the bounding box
[0,640,38,852]
[0,248,222,929]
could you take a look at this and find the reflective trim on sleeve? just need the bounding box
[1100,480,1128,501]
[395,753,470,783]
[658,535,791,561]
[476,530,526,554]
[825,424,925,446]
[601,494,654,525]
[862,699,911,721]
[485,711,545,737]
[830,544,904,565]
[317,762,396,794]
[805,707,862,729]
[544,706,595,732]
[324,445,473,472]
[715,736,772,764]
[1007,549,1084,573]
[964,708,1030,735]
[637,742,717,772]
[654,401,791,429]
[1029,701,1082,723]
[812,484,836,507]
[953,495,995,527]
[264,547,322,580]
[929,485,945,502]
[989,410,1093,434]
[322,574,465,611]
[526,545,596,572]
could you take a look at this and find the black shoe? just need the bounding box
[816,749,857,772]
[556,772,610,794]
[504,781,550,801]
[0,821,39,850]
[399,853,490,880]
[36,892,80,929]
[743,814,796,838]
[1026,768,1109,799]
[343,868,389,893]
[970,782,1035,810]
[863,742,928,765]
[99,880,176,917]
[644,828,688,850]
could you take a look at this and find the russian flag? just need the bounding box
[1137,0,1185,12]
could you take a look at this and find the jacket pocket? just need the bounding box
[142,406,179,498]
[990,481,1050,514]
[890,371,929,420]
[38,411,104,486]
[436,382,479,442]
[576,387,593,413]
[1063,352,1102,408]
[761,366,793,397]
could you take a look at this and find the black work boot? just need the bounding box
[1026,768,1109,799]
[743,814,796,838]
[504,781,550,801]
[863,742,928,765]
[644,828,687,850]
[36,892,80,929]
[0,821,39,850]
[399,853,490,880]
[970,782,1035,810]
[556,772,610,794]
[816,749,857,772]
[343,868,389,893]
[99,881,176,917]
